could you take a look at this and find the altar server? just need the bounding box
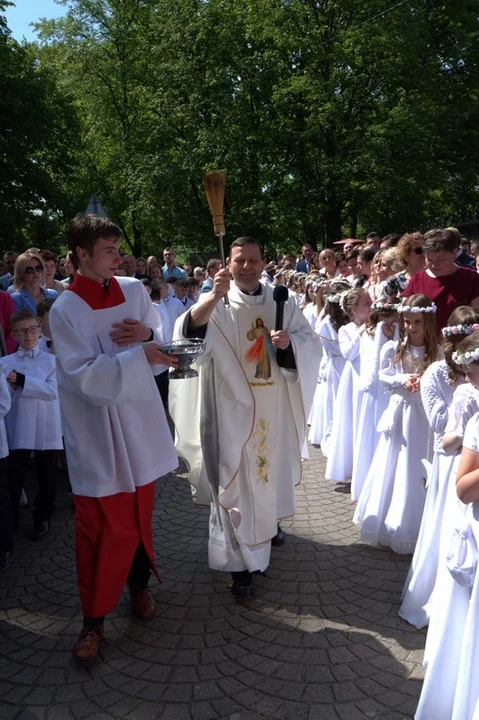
[1,309,62,542]
[170,237,321,598]
[49,214,178,662]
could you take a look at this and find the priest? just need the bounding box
[50,214,179,662]
[169,236,320,597]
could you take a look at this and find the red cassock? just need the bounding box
[68,274,160,617]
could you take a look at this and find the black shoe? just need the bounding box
[231,570,254,597]
[32,520,50,540]
[0,551,13,572]
[271,525,285,547]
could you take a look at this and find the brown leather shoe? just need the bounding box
[130,587,156,621]
[71,624,103,662]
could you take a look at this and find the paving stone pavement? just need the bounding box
[0,444,426,720]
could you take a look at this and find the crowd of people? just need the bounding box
[2,221,479,716]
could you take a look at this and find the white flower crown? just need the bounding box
[371,301,399,313]
[396,303,437,314]
[327,290,349,305]
[452,347,479,365]
[442,323,479,337]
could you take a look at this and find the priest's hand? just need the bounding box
[211,268,230,299]
[110,318,152,345]
[7,370,17,386]
[143,344,179,368]
[270,330,291,350]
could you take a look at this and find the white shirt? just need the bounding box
[0,347,62,450]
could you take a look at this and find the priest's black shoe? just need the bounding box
[271,525,285,547]
[0,551,13,572]
[32,520,50,540]
[231,570,254,598]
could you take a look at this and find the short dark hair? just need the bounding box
[11,309,38,329]
[189,278,199,288]
[346,249,359,261]
[229,236,263,256]
[166,277,177,285]
[358,247,376,262]
[424,228,460,254]
[206,258,221,272]
[68,214,122,265]
[141,278,152,288]
[40,250,56,263]
[367,232,380,239]
[37,298,56,317]
[175,278,189,289]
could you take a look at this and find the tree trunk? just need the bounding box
[324,207,342,246]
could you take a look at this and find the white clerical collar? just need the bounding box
[237,284,262,296]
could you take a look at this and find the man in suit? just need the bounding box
[0,251,18,290]
[296,244,314,273]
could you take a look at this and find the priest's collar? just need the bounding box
[237,283,262,296]
[68,272,126,310]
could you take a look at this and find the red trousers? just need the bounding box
[74,482,159,617]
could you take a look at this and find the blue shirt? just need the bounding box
[162,264,187,281]
[11,287,58,314]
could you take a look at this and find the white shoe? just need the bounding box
[19,489,28,507]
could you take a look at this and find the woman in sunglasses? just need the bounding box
[11,253,57,314]
[381,232,425,301]
[404,227,479,331]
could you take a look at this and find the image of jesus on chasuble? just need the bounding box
[169,282,321,573]
[245,318,276,382]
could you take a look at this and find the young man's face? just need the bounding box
[175,282,188,300]
[13,318,41,351]
[77,236,122,282]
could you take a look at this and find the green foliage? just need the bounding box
[2,0,479,255]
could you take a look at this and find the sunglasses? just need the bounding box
[24,265,43,275]
[413,247,423,255]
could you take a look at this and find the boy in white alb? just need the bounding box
[49,214,179,663]
[1,309,63,541]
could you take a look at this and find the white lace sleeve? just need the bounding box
[420,362,451,436]
[378,341,411,389]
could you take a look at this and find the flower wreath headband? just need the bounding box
[396,303,437,314]
[371,301,399,313]
[452,347,479,365]
[442,323,479,338]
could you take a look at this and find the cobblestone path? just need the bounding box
[0,445,426,720]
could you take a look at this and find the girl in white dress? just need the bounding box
[416,333,479,719]
[325,288,372,482]
[309,281,351,453]
[354,294,441,553]
[400,307,479,628]
[351,301,399,501]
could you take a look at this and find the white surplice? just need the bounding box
[50,277,178,497]
[169,282,321,573]
[0,347,62,451]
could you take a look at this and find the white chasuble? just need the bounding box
[170,282,321,573]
